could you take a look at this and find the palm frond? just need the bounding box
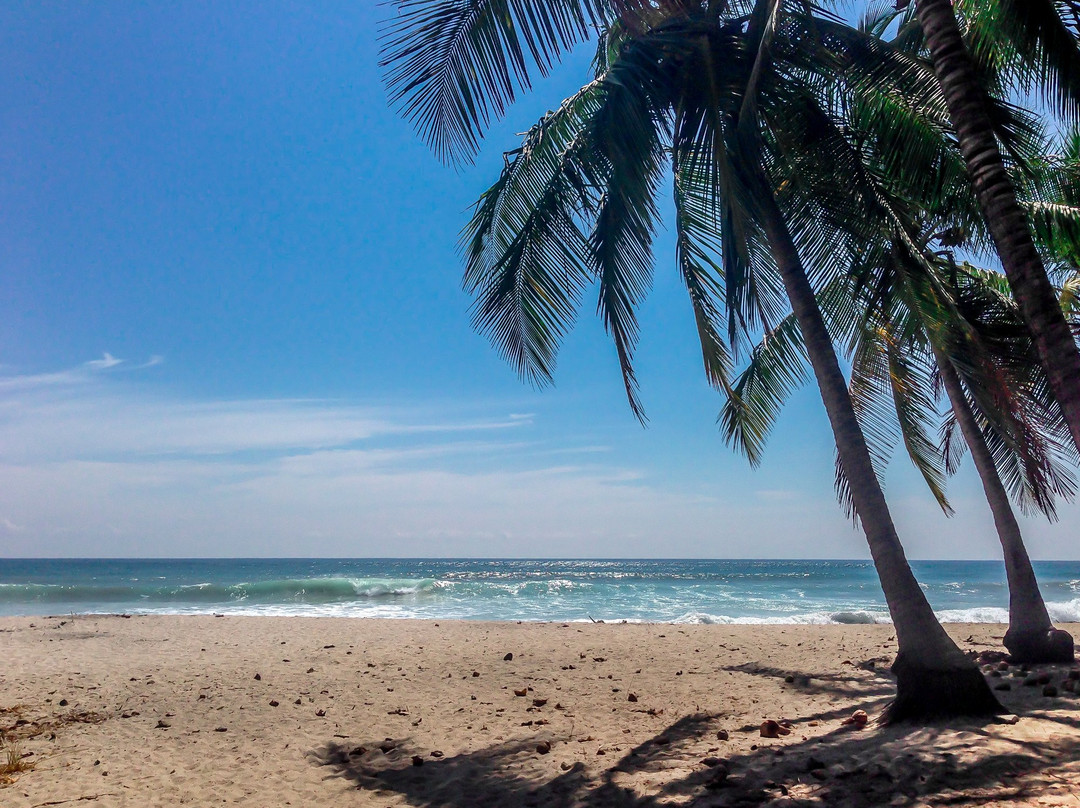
[1025,199,1080,267]
[585,41,670,421]
[997,0,1080,125]
[840,320,902,518]
[461,81,603,383]
[1062,271,1080,319]
[673,158,735,392]
[942,264,1079,517]
[939,408,968,475]
[885,331,952,514]
[718,311,809,466]
[380,0,605,164]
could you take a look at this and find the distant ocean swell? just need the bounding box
[1,561,1078,624]
[0,577,437,605]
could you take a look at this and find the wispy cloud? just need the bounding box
[0,360,533,461]
[4,358,1074,559]
[0,352,151,392]
[84,352,124,370]
[2,359,771,557]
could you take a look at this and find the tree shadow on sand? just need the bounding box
[311,689,1080,807]
[717,660,897,700]
[310,712,714,808]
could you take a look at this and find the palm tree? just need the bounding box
[931,311,1074,663]
[718,5,1077,661]
[380,0,1001,721]
[868,266,1076,665]
[816,1,1080,665]
[721,266,1077,665]
[901,0,1080,453]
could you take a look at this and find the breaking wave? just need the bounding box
[0,577,437,605]
[3,560,1079,622]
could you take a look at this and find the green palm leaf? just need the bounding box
[461,82,602,383]
[584,37,671,420]
[380,0,605,164]
[718,309,809,466]
[673,162,735,392]
[995,0,1080,125]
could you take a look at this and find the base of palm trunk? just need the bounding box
[1004,627,1075,664]
[880,652,1004,724]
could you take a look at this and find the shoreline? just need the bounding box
[6,613,1080,630]
[2,615,1079,806]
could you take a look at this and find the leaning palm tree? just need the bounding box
[718,5,1077,662]
[723,267,1077,665]
[896,0,1080,452]
[380,0,1001,720]
[828,4,1080,662]
[720,225,1079,665]
[815,1,1078,664]
[854,264,1076,664]
[933,267,1075,662]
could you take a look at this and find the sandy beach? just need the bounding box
[2,615,1079,807]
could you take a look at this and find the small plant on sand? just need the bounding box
[0,733,33,784]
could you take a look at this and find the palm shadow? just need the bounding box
[312,695,1080,807]
[310,712,718,808]
[718,659,896,699]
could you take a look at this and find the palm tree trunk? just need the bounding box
[915,0,1080,455]
[751,172,1001,721]
[935,351,1074,663]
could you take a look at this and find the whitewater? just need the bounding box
[1,558,1078,624]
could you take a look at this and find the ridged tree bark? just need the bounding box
[935,351,1074,663]
[751,171,1002,721]
[915,0,1080,454]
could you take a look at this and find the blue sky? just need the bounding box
[2,1,1076,558]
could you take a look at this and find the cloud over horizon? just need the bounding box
[1,358,1076,560]
[0,358,759,557]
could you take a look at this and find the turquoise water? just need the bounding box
[0,558,1078,624]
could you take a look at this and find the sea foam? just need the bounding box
[2,558,1078,623]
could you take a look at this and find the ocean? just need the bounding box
[1,558,1079,624]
